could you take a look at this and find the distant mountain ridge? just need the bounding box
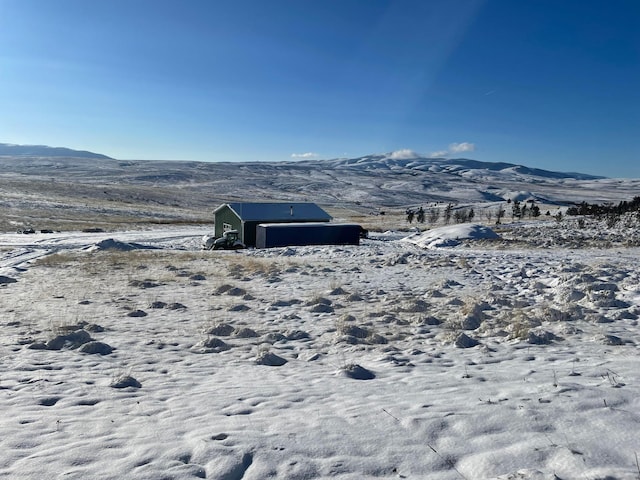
[308,153,603,181]
[0,147,637,217]
[0,143,602,181]
[0,143,112,160]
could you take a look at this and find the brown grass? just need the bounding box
[33,252,79,267]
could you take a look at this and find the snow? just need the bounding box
[85,238,160,252]
[403,223,501,248]
[1,221,640,479]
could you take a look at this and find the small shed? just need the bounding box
[213,202,332,247]
[256,223,362,249]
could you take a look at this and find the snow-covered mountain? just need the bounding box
[0,142,112,159]
[1,148,639,231]
[309,153,603,181]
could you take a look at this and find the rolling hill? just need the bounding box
[0,143,112,160]
[1,146,638,231]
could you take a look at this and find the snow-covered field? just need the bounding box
[1,222,640,479]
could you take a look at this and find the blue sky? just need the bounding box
[0,0,638,177]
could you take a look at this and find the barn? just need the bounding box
[213,202,332,247]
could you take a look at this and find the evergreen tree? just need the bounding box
[531,204,541,217]
[511,200,521,220]
[406,210,415,224]
[444,204,453,225]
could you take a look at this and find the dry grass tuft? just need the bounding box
[224,256,289,279]
[34,252,78,267]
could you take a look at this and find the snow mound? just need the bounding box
[339,363,376,380]
[86,238,156,252]
[502,190,535,202]
[403,224,500,248]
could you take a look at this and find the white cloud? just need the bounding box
[429,150,449,158]
[389,149,418,160]
[448,142,475,154]
[291,152,319,159]
[429,142,476,158]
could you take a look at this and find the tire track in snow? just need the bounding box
[0,227,209,279]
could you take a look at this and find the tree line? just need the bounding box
[406,196,640,228]
[565,197,640,228]
[406,204,475,225]
[407,200,541,225]
[566,197,640,217]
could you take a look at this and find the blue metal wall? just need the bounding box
[256,223,362,249]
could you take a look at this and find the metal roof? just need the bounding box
[217,202,332,222]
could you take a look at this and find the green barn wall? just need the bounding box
[214,206,243,240]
